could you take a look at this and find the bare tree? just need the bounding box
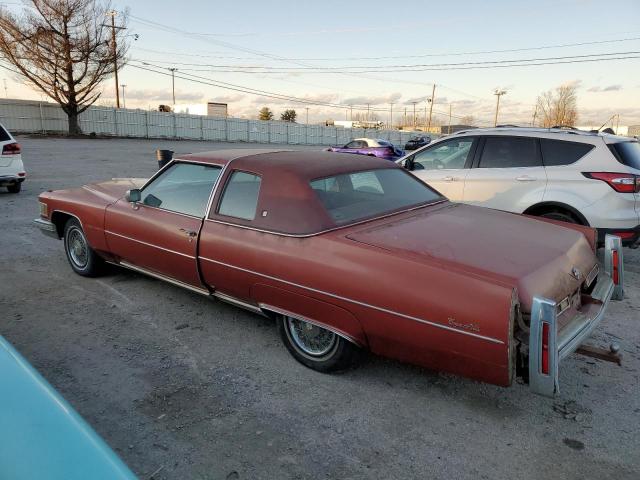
[0,0,129,134]
[535,85,578,127]
[460,115,476,126]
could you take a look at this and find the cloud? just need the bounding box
[587,84,622,92]
[561,79,583,89]
[250,92,340,105]
[341,92,402,105]
[214,94,245,103]
[104,88,206,103]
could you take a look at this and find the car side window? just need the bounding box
[478,137,540,168]
[218,171,262,220]
[141,163,221,217]
[344,141,358,148]
[413,137,474,170]
[540,139,594,166]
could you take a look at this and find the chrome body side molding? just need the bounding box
[116,261,210,296]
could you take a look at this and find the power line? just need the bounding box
[128,61,481,121]
[130,50,640,72]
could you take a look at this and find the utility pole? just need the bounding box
[305,107,309,124]
[412,101,417,129]
[169,68,177,106]
[389,103,394,129]
[427,84,436,132]
[615,113,620,134]
[424,101,427,131]
[448,104,452,134]
[120,84,126,108]
[366,103,370,121]
[106,10,121,108]
[493,88,507,126]
[404,107,407,127]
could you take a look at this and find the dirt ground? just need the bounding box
[1,136,639,480]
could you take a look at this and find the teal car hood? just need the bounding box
[0,336,137,480]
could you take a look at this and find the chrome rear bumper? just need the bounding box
[528,234,622,397]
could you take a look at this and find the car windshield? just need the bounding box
[310,168,443,225]
[609,141,640,171]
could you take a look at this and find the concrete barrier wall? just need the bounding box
[0,99,431,147]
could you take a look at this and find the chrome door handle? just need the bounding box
[443,176,456,182]
[515,176,536,182]
[179,228,198,238]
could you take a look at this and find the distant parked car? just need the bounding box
[404,135,431,150]
[400,126,640,247]
[327,138,404,161]
[0,335,136,479]
[0,123,26,193]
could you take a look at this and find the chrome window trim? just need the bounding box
[132,202,202,220]
[136,160,224,219]
[105,230,196,259]
[199,255,504,345]
[203,199,449,238]
[214,169,264,221]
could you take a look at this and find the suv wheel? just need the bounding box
[539,210,580,224]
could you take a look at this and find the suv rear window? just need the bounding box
[0,125,10,142]
[609,142,640,171]
[478,137,540,168]
[540,139,594,166]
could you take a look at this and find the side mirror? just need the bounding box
[404,156,415,171]
[125,189,141,203]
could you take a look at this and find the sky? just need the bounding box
[2,0,640,127]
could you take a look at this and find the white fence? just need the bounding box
[0,99,426,146]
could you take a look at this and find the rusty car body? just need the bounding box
[34,149,625,396]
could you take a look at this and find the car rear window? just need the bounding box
[0,125,10,141]
[540,139,594,166]
[609,142,640,171]
[310,169,442,225]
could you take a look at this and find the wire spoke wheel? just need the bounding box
[67,227,89,268]
[285,316,338,358]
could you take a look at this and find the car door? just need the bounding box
[406,136,476,200]
[104,162,222,288]
[462,136,547,212]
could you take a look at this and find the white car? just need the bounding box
[0,123,26,193]
[400,127,640,247]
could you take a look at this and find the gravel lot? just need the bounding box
[1,136,639,480]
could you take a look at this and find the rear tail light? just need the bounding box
[582,172,639,193]
[1,142,21,155]
[612,250,619,285]
[541,322,550,375]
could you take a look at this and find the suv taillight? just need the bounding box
[2,142,21,155]
[582,172,640,193]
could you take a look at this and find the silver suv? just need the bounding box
[400,127,640,247]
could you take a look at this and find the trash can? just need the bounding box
[156,149,174,170]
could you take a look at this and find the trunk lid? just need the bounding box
[345,203,596,312]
